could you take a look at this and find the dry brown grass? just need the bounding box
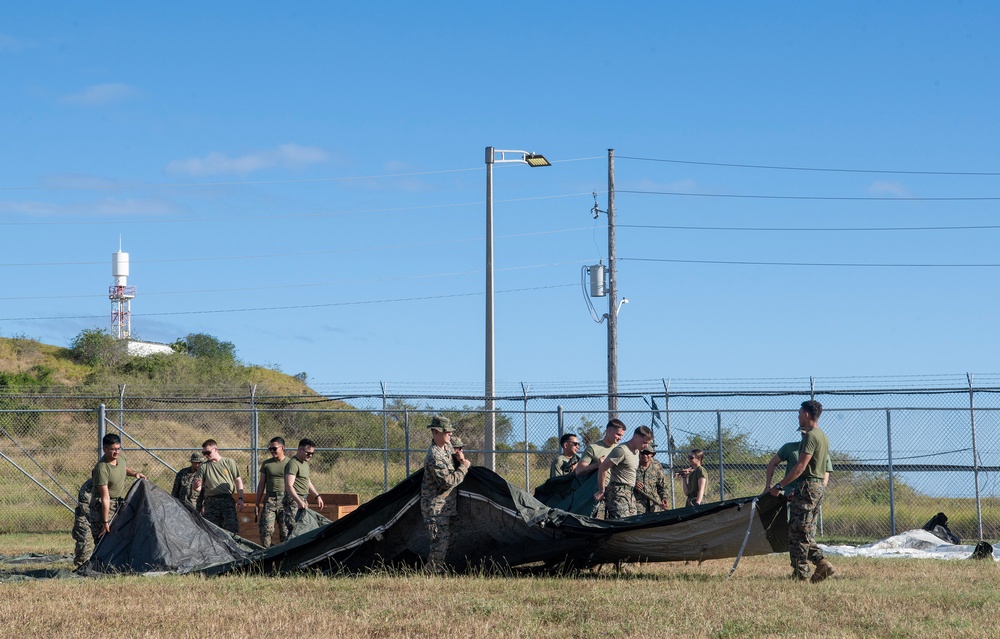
[2,534,998,638]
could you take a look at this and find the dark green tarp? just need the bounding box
[78,479,260,575]
[200,467,788,575]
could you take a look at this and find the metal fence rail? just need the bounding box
[2,380,998,543]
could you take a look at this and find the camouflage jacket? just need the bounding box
[75,478,94,518]
[421,442,468,518]
[172,467,200,508]
[634,460,668,511]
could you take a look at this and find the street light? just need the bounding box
[484,146,550,471]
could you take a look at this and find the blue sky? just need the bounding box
[2,3,999,394]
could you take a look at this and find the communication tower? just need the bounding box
[109,244,136,340]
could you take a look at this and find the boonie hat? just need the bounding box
[644,443,656,454]
[190,452,203,463]
[451,437,464,449]
[428,416,454,433]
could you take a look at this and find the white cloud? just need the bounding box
[60,83,139,106]
[0,197,175,218]
[868,181,913,198]
[0,34,23,51]
[167,144,330,176]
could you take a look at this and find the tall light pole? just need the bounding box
[484,146,551,471]
[606,149,618,417]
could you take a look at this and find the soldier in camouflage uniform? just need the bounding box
[421,416,470,572]
[283,438,324,539]
[594,425,653,520]
[549,433,580,478]
[768,400,836,583]
[89,433,145,542]
[255,436,288,547]
[171,452,202,510]
[634,444,668,514]
[71,478,94,567]
[192,439,245,535]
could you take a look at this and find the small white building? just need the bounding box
[125,340,174,357]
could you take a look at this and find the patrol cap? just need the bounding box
[428,416,453,433]
[190,452,203,463]
[644,443,656,454]
[451,437,464,449]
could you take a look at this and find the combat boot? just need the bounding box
[810,559,835,583]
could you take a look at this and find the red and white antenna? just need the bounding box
[109,237,135,339]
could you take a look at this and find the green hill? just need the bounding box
[0,331,320,397]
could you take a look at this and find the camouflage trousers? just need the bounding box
[605,484,637,520]
[282,495,306,539]
[72,507,94,567]
[425,514,454,570]
[635,492,663,515]
[258,494,286,548]
[88,498,121,543]
[204,494,239,534]
[788,480,826,578]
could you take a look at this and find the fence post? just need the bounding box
[717,410,725,501]
[381,382,389,492]
[886,409,896,536]
[557,405,564,440]
[404,409,411,477]
[522,383,530,490]
[663,381,675,509]
[98,403,106,459]
[118,383,126,442]
[968,372,984,539]
[249,384,259,491]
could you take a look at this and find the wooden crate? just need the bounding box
[236,493,359,546]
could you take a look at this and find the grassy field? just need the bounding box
[1,534,997,638]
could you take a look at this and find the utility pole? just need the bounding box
[607,149,618,418]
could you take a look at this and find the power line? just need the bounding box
[0,283,576,321]
[0,259,591,300]
[0,167,482,191]
[619,189,1000,201]
[619,223,1000,232]
[0,156,603,192]
[0,192,594,226]
[621,257,1000,268]
[617,155,1000,177]
[0,227,594,268]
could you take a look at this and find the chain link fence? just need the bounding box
[2,378,999,544]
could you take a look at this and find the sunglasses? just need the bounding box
[268,446,280,452]
[304,451,314,457]
[201,449,215,456]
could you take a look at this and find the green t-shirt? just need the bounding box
[194,457,241,497]
[259,457,287,497]
[549,454,578,478]
[606,444,640,488]
[800,427,830,480]
[684,465,708,498]
[92,457,128,499]
[777,439,832,491]
[580,440,616,468]
[285,457,311,496]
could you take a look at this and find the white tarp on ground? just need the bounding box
[820,529,999,561]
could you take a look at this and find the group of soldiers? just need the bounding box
[71,434,324,567]
[547,400,836,583]
[74,401,835,582]
[548,419,708,518]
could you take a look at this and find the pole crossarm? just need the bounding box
[488,149,551,166]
